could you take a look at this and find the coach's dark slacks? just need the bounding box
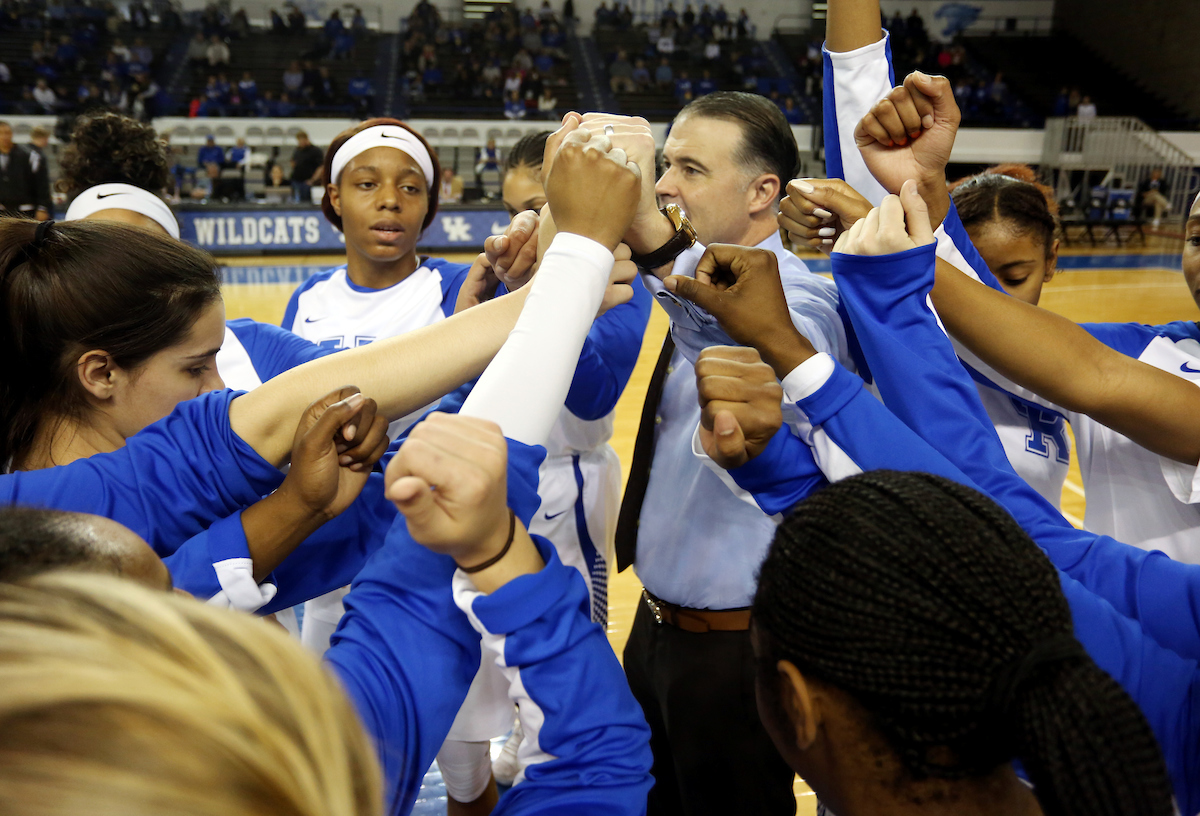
[623,600,797,816]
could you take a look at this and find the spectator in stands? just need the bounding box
[610,49,635,94]
[187,31,209,67]
[439,166,464,203]
[266,162,288,201]
[227,137,251,168]
[907,6,926,38]
[696,68,716,96]
[595,1,612,27]
[134,73,162,120]
[781,96,802,124]
[347,71,374,116]
[283,60,304,95]
[1053,86,1070,117]
[276,91,297,116]
[238,71,258,105]
[270,8,287,33]
[512,47,533,72]
[202,75,226,115]
[422,58,443,90]
[332,27,356,58]
[287,3,307,33]
[314,65,338,106]
[631,58,651,90]
[197,134,224,174]
[889,9,905,34]
[655,56,673,87]
[129,0,150,29]
[1068,86,1081,111]
[32,78,57,113]
[351,7,368,34]
[736,8,751,38]
[704,37,720,60]
[0,121,51,219]
[26,126,52,217]
[536,86,557,119]
[111,38,132,63]
[206,35,230,68]
[290,130,323,203]
[1137,168,1172,227]
[475,137,500,178]
[230,8,250,38]
[255,89,275,117]
[324,9,344,41]
[503,89,525,119]
[131,37,153,67]
[674,70,692,103]
[54,35,78,71]
[1077,95,1097,121]
[657,27,676,55]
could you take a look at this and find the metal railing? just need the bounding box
[1042,116,1198,219]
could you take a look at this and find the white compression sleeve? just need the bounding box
[459,232,614,447]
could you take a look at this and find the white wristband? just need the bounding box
[781,352,835,402]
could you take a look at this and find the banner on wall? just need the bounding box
[177,208,512,254]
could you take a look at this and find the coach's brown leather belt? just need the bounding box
[642,589,752,633]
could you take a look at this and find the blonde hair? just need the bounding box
[0,572,383,816]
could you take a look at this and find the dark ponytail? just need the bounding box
[950,163,1059,258]
[753,470,1173,816]
[0,218,221,468]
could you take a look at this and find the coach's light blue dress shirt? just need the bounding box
[634,231,853,610]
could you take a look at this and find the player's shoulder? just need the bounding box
[296,264,348,294]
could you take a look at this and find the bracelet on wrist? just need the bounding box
[459,509,517,574]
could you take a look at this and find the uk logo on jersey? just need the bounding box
[1011,398,1070,465]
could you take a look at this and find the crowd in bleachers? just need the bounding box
[0,0,172,119]
[881,8,1039,127]
[599,1,803,122]
[183,3,376,118]
[400,0,574,118]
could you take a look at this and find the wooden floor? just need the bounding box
[221,240,1194,813]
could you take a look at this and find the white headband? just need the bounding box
[65,183,180,240]
[330,125,435,189]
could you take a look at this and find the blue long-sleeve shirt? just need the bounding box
[1,391,286,594]
[326,438,653,815]
[725,359,1200,814]
[826,244,1200,665]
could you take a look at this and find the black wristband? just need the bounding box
[459,509,517,574]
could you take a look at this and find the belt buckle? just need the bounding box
[643,590,664,625]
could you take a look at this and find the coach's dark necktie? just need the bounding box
[615,333,676,573]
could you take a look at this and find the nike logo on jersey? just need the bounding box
[304,316,326,323]
[543,509,570,520]
[1181,362,1200,374]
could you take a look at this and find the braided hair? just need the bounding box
[949,163,1059,258]
[505,130,551,174]
[753,470,1173,816]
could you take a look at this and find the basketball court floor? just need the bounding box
[218,236,1193,814]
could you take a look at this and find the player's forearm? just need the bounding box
[933,259,1200,464]
[231,287,530,466]
[240,489,331,581]
[827,0,885,52]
